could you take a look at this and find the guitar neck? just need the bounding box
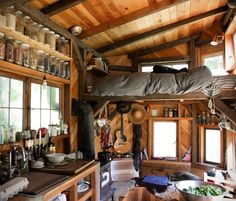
[121,113,124,136]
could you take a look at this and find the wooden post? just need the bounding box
[191,104,198,163]
[190,39,196,68]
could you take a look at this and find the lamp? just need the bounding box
[43,75,47,89]
[210,33,224,46]
[70,25,83,36]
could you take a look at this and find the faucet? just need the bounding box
[9,144,26,177]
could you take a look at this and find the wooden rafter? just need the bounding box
[79,0,188,39]
[41,0,86,17]
[14,3,103,58]
[96,6,227,53]
[0,0,32,7]
[137,56,190,64]
[129,34,199,58]
[108,65,133,72]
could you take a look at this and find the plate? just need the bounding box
[31,165,44,169]
[77,183,89,193]
[47,161,68,167]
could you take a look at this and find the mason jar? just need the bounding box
[22,43,30,67]
[44,28,50,48]
[55,57,61,76]
[60,37,66,55]
[29,48,37,69]
[59,60,65,77]
[15,10,24,34]
[64,62,70,79]
[14,40,23,65]
[36,50,44,71]
[55,34,61,52]
[64,39,70,56]
[50,56,56,74]
[23,16,32,37]
[31,22,39,41]
[49,31,56,50]
[5,36,14,62]
[38,24,45,44]
[44,53,50,72]
[5,6,16,30]
[0,32,5,60]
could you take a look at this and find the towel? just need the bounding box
[143,176,169,186]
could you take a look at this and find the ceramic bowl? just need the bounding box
[46,153,65,164]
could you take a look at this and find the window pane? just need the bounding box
[205,129,221,163]
[10,79,23,108]
[0,108,8,128]
[153,122,177,157]
[0,77,9,107]
[51,110,59,125]
[41,110,50,128]
[51,87,59,110]
[204,55,225,76]
[31,83,41,108]
[10,109,23,131]
[31,109,40,130]
[41,86,50,109]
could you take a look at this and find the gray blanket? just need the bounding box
[91,66,213,96]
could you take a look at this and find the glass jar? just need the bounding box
[168,108,173,117]
[0,32,5,60]
[163,108,168,117]
[64,39,70,56]
[37,24,44,44]
[59,60,65,77]
[22,43,30,67]
[36,50,44,71]
[55,58,61,76]
[14,40,23,65]
[31,22,39,41]
[197,114,201,124]
[29,48,37,69]
[50,56,56,74]
[5,6,16,30]
[64,62,70,79]
[44,53,50,72]
[55,34,61,52]
[49,31,56,50]
[23,16,32,37]
[5,36,14,62]
[201,111,206,124]
[62,61,67,78]
[60,37,66,55]
[15,10,24,34]
[0,8,6,26]
[44,28,50,48]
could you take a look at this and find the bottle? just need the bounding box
[168,108,173,117]
[15,10,24,34]
[5,6,16,30]
[197,114,201,124]
[47,136,55,154]
[11,146,18,167]
[23,16,32,37]
[0,32,5,60]
[59,113,64,135]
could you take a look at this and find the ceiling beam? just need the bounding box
[41,0,86,17]
[108,65,133,72]
[79,0,188,39]
[14,3,103,58]
[129,34,199,58]
[96,6,227,53]
[0,0,32,7]
[137,56,190,64]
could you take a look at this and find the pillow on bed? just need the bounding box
[152,65,188,74]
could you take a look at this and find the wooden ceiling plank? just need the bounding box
[41,0,87,17]
[137,56,190,64]
[79,0,188,39]
[14,3,103,58]
[129,34,199,58]
[215,98,236,125]
[96,6,227,53]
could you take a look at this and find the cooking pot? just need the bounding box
[98,151,113,162]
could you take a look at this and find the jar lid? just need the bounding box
[15,40,22,44]
[49,31,55,34]
[22,43,30,49]
[32,22,38,26]
[23,16,31,20]
[61,36,65,40]
[43,27,49,32]
[38,24,43,28]
[65,39,69,43]
[0,32,4,37]
[37,50,44,54]
[6,36,13,40]
[15,10,23,16]
[55,34,60,38]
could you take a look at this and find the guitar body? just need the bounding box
[113,129,131,153]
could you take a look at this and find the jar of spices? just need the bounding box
[5,6,16,30]
[23,16,32,37]
[0,32,5,60]
[55,34,61,52]
[37,24,44,44]
[64,39,70,56]
[55,58,61,76]
[31,22,39,41]
[36,50,44,71]
[210,115,215,125]
[44,28,50,48]
[201,111,206,124]
[58,59,64,77]
[197,114,201,124]
[29,48,37,69]
[0,8,6,26]
[15,10,24,34]
[64,62,70,79]
[5,36,14,62]
[60,37,66,55]
[206,112,210,124]
[168,108,173,117]
[163,108,168,117]
[61,61,66,78]
[44,53,50,72]
[49,31,56,50]
[22,43,30,67]
[173,108,178,117]
[50,56,56,74]
[14,40,23,65]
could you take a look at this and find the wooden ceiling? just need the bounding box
[29,0,228,58]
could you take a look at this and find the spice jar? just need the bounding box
[201,111,206,124]
[44,53,50,72]
[64,39,70,56]
[49,31,56,50]
[168,108,173,117]
[44,28,50,48]
[23,16,32,37]
[55,58,61,76]
[37,24,44,44]
[55,34,61,52]
[5,6,16,30]
[36,50,44,71]
[15,10,24,34]
[0,8,6,26]
[61,61,66,78]
[5,36,14,62]
[64,62,70,79]
[0,32,5,60]
[197,114,201,124]
[163,108,168,117]
[14,40,23,65]
[22,43,30,67]
[50,56,56,74]
[31,22,39,41]
[173,108,178,117]
[60,37,66,55]
[29,48,37,69]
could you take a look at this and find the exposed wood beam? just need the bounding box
[215,90,236,100]
[14,3,103,58]
[137,56,190,64]
[79,0,188,39]
[0,0,32,7]
[223,8,234,27]
[129,34,199,58]
[96,6,227,53]
[191,104,197,163]
[196,38,212,47]
[41,0,86,17]
[190,39,196,68]
[215,98,236,125]
[108,65,133,72]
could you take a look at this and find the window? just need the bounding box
[234,32,236,59]
[205,129,221,164]
[30,83,60,130]
[0,76,23,131]
[141,63,188,72]
[203,53,225,76]
[153,121,177,158]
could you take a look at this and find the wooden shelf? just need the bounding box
[87,65,108,76]
[0,60,70,84]
[0,24,71,61]
[78,188,93,201]
[147,117,193,120]
[197,124,219,128]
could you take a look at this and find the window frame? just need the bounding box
[152,120,178,159]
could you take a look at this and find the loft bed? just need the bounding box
[82,66,236,101]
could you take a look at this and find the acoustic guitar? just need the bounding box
[113,113,131,153]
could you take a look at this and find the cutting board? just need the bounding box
[35,159,95,175]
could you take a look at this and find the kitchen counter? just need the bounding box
[8,161,100,201]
